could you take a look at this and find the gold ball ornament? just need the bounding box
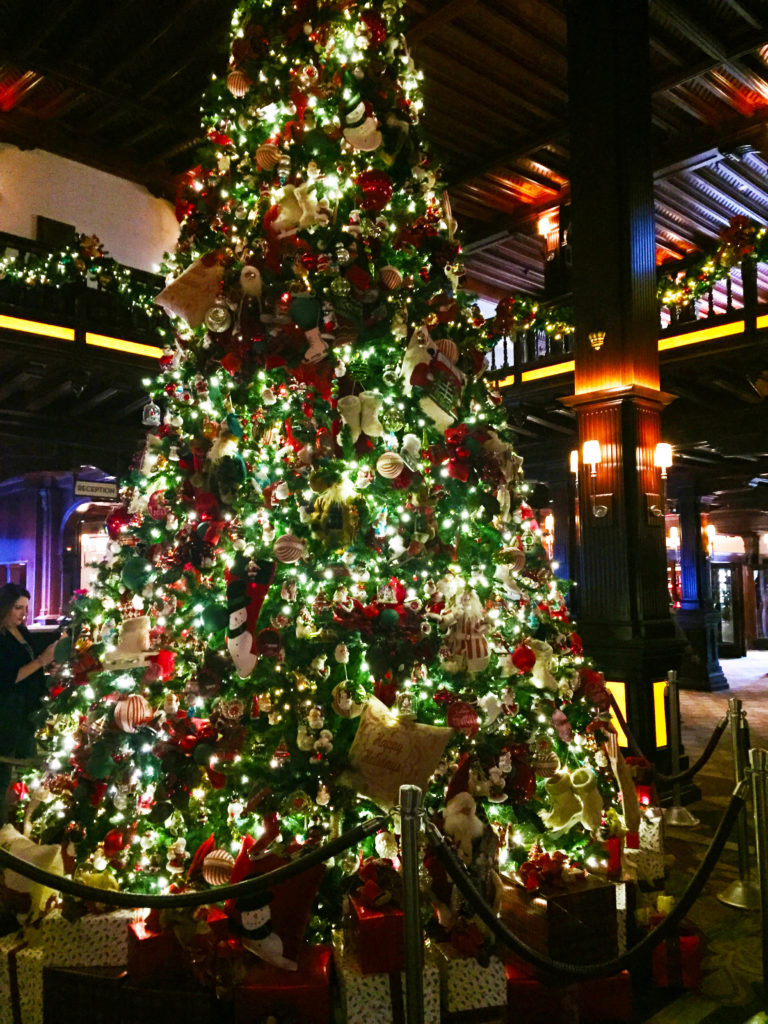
[434,337,459,364]
[204,301,232,333]
[376,451,405,479]
[331,682,364,718]
[255,143,281,171]
[530,742,560,778]
[201,848,236,886]
[274,533,307,563]
[226,69,252,98]
[379,266,403,290]
[113,694,152,734]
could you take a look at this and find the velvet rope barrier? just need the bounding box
[425,779,746,980]
[608,693,728,786]
[0,814,388,908]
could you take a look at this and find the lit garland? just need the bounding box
[658,216,768,309]
[0,232,173,341]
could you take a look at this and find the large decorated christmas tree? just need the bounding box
[21,0,635,960]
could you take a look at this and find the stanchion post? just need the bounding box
[718,700,760,909]
[400,785,424,1024]
[664,670,700,827]
[748,748,768,994]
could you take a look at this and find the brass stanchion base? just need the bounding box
[664,805,700,828]
[717,878,761,911]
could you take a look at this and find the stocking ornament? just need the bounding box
[540,772,580,830]
[337,395,362,442]
[226,557,276,678]
[571,766,603,833]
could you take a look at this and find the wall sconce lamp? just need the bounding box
[646,442,673,525]
[654,442,673,479]
[582,439,601,478]
[588,331,606,351]
[582,440,612,523]
[537,210,559,258]
[705,523,716,557]
[569,449,579,476]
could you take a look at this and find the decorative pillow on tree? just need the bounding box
[342,697,453,808]
[0,824,64,920]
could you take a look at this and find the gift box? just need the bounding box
[433,942,506,1021]
[127,919,186,983]
[43,966,126,1024]
[577,971,632,1021]
[499,875,617,965]
[27,908,135,968]
[639,808,664,853]
[504,956,631,1024]
[622,846,665,890]
[42,965,218,1024]
[651,928,702,989]
[345,894,404,975]
[504,957,570,1022]
[0,934,44,1024]
[334,938,440,1024]
[234,944,333,1024]
[127,906,230,984]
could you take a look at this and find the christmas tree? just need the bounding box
[21,0,634,958]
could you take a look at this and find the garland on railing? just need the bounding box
[657,216,768,308]
[1,217,764,347]
[490,216,768,342]
[0,232,173,341]
[489,293,574,342]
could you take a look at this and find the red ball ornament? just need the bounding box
[103,829,125,858]
[105,505,130,540]
[356,169,393,211]
[446,700,479,738]
[511,644,536,674]
[113,694,153,734]
[361,9,387,46]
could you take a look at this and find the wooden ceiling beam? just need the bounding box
[0,370,41,403]
[73,387,121,416]
[406,0,480,45]
[25,380,76,412]
[452,29,768,192]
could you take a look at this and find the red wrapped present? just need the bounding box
[651,929,702,989]
[233,944,332,1024]
[576,971,632,1021]
[345,893,404,975]
[504,956,631,1023]
[505,958,571,1022]
[127,907,230,984]
[127,920,185,983]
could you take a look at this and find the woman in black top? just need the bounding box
[0,584,57,819]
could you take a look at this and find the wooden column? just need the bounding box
[563,0,683,766]
[673,473,728,691]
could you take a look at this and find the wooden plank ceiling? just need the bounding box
[0,0,767,509]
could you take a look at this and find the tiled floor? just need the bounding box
[642,650,768,1023]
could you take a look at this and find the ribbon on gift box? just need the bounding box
[387,970,406,1024]
[7,939,27,1024]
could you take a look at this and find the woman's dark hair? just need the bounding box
[0,583,31,631]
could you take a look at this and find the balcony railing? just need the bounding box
[0,232,170,350]
[488,255,768,382]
